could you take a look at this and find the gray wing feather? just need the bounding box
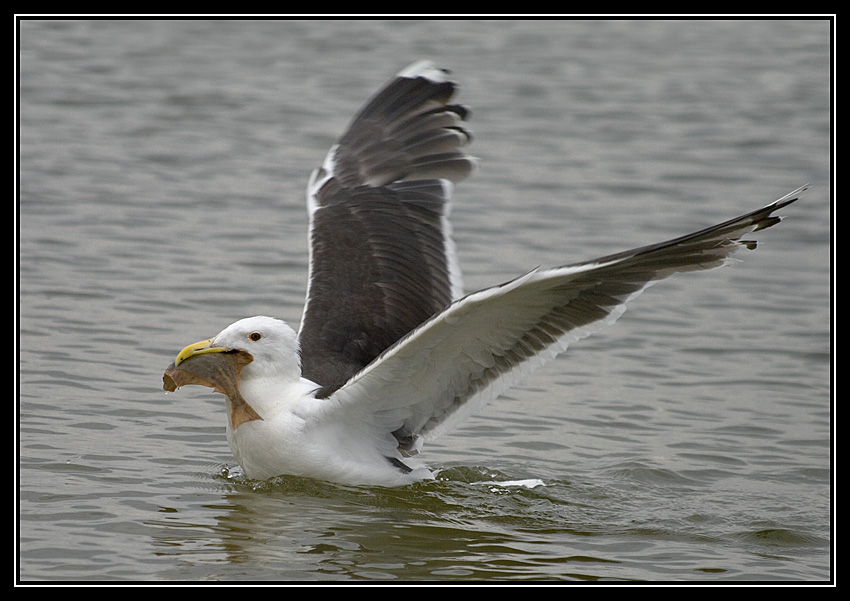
[298,62,475,395]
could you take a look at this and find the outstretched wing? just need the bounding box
[321,186,806,458]
[298,61,476,396]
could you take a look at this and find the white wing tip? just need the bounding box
[397,60,449,83]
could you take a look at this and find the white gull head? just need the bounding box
[210,316,302,383]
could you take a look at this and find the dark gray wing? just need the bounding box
[298,61,476,395]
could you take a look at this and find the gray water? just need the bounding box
[18,19,832,582]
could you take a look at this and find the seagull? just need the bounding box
[164,61,806,487]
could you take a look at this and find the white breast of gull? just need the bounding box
[164,61,806,487]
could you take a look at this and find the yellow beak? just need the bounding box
[174,338,231,366]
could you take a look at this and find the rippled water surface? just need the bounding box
[18,19,832,582]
